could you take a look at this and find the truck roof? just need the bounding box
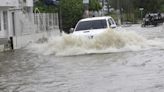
[80,16,112,22]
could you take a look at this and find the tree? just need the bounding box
[60,0,83,33]
[133,0,164,13]
[156,0,164,12]
[34,0,58,13]
[109,0,163,13]
[89,0,102,11]
[109,0,135,22]
[109,0,164,22]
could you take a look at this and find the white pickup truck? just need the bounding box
[71,16,117,38]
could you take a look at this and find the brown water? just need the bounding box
[28,26,163,56]
[0,25,164,92]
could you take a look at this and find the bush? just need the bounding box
[60,0,83,33]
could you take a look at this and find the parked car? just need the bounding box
[70,16,117,38]
[142,13,164,27]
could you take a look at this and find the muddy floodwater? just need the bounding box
[0,25,164,92]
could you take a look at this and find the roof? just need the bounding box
[80,16,112,22]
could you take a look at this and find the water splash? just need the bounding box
[28,29,163,56]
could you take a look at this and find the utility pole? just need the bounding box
[106,0,110,14]
[59,4,62,34]
[54,0,62,34]
[117,0,121,25]
[139,8,144,20]
[83,0,89,18]
[102,0,105,16]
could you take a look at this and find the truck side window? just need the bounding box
[108,19,111,26]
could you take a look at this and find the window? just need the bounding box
[108,19,111,26]
[108,18,115,26]
[0,13,1,31]
[75,19,107,31]
[3,11,8,30]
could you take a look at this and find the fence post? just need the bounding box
[43,13,46,31]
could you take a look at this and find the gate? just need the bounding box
[0,11,8,38]
[12,12,60,49]
[34,13,59,32]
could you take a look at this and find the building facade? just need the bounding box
[0,0,59,51]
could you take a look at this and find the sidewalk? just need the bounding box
[0,38,8,52]
[0,38,8,45]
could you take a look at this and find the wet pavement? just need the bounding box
[0,25,164,92]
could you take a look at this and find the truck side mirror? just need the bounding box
[69,28,74,33]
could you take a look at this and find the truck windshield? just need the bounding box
[75,19,107,31]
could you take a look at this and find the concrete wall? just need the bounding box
[19,0,33,7]
[0,0,18,7]
[26,0,33,7]
[13,29,60,49]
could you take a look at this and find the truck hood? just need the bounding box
[72,29,107,37]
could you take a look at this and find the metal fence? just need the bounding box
[12,12,60,50]
[14,12,59,36]
[34,13,59,32]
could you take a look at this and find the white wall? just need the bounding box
[26,0,33,7]
[0,0,18,7]
[19,0,33,7]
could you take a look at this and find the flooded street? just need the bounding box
[0,25,164,92]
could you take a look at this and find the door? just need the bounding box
[12,12,15,36]
[0,11,8,38]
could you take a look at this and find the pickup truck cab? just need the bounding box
[71,16,117,38]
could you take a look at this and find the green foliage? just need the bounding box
[110,0,163,13]
[105,12,117,22]
[109,0,164,23]
[34,0,102,32]
[161,5,164,12]
[34,0,58,13]
[89,0,102,11]
[60,0,83,32]
[134,0,160,13]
